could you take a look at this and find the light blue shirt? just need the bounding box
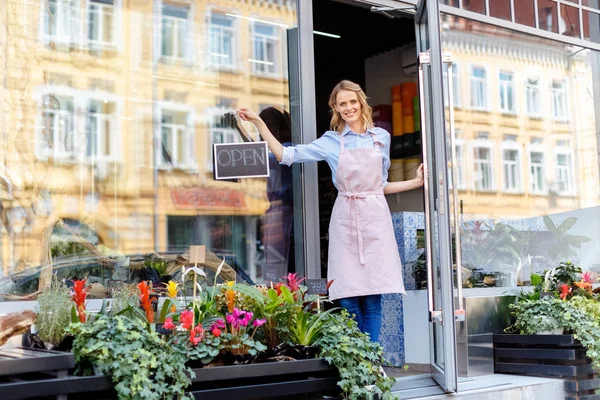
[280,125,391,190]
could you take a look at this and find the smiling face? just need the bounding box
[334,90,362,126]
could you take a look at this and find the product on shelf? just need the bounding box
[404,158,421,180]
[391,85,403,136]
[389,159,404,182]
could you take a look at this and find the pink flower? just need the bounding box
[583,272,594,285]
[180,309,194,330]
[210,319,225,331]
[190,324,204,345]
[239,311,253,327]
[286,273,305,293]
[226,313,236,326]
[252,318,266,327]
[163,317,175,330]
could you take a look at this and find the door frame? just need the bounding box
[415,0,459,392]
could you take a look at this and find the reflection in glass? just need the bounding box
[463,0,485,14]
[489,0,511,21]
[560,4,581,37]
[538,0,559,33]
[582,9,600,44]
[442,17,600,288]
[515,0,536,27]
[0,1,301,300]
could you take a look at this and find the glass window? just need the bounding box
[88,0,115,46]
[538,0,559,33]
[502,143,521,192]
[1,0,303,302]
[443,64,461,107]
[39,94,75,160]
[159,110,193,168]
[161,4,188,60]
[529,149,545,194]
[443,16,600,289]
[555,147,575,195]
[473,140,494,190]
[251,23,279,76]
[499,71,515,113]
[526,76,541,117]
[209,14,235,68]
[552,79,568,120]
[86,99,117,160]
[470,66,487,110]
[42,0,73,43]
[489,0,511,21]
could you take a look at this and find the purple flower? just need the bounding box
[252,318,266,327]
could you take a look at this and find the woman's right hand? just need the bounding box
[236,108,262,125]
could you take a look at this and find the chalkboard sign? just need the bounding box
[213,142,270,180]
[306,279,328,295]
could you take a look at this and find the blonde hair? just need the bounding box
[328,80,373,134]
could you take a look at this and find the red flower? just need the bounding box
[286,273,305,293]
[559,284,571,301]
[212,328,221,337]
[137,281,154,323]
[71,280,88,323]
[180,309,194,330]
[163,317,175,331]
[190,324,204,345]
[274,282,286,296]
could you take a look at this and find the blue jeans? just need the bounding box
[339,294,382,343]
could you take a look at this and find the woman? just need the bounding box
[237,80,424,342]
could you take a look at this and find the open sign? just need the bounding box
[213,142,270,180]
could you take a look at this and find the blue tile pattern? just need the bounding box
[380,212,425,367]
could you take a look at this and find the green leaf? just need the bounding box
[158,298,174,323]
[71,305,79,324]
[543,215,557,231]
[558,217,577,232]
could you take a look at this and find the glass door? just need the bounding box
[415,0,459,392]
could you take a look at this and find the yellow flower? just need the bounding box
[165,280,179,298]
[225,281,236,313]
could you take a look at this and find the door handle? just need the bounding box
[417,52,437,323]
[442,52,464,313]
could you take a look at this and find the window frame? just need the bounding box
[86,0,120,49]
[551,79,569,122]
[207,12,237,70]
[525,75,542,118]
[159,2,194,64]
[498,70,516,114]
[472,138,495,191]
[157,104,196,170]
[85,98,119,162]
[40,0,75,45]
[501,140,522,193]
[554,145,575,196]
[527,143,547,195]
[470,65,489,111]
[250,21,280,78]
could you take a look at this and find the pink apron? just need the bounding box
[327,133,406,301]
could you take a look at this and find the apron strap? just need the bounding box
[339,132,345,151]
